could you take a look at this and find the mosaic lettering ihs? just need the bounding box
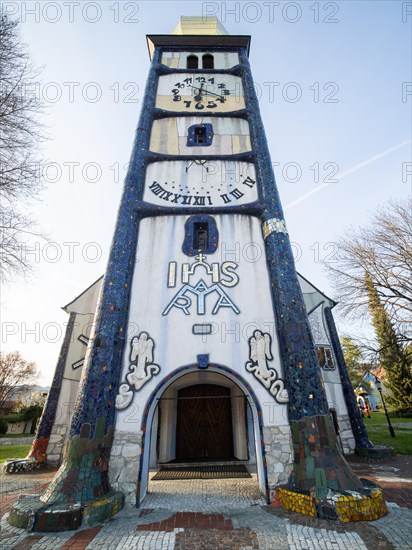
[163,254,240,316]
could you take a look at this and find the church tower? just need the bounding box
[9,17,386,531]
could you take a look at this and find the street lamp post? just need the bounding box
[375,377,396,438]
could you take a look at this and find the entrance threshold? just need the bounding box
[159,459,251,469]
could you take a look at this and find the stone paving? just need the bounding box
[0,457,411,550]
[143,472,267,511]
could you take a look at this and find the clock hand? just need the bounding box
[190,85,225,100]
[193,83,204,102]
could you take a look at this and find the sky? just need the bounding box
[1,0,411,385]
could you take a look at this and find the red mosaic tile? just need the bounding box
[60,526,102,549]
[136,512,234,532]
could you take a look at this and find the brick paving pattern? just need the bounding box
[60,526,102,550]
[0,456,411,549]
[137,512,233,531]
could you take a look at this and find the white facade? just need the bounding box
[45,278,102,464]
[115,214,287,429]
[43,270,355,496]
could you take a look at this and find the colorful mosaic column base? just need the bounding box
[3,437,50,473]
[28,436,49,462]
[8,418,125,532]
[273,414,388,521]
[275,484,387,522]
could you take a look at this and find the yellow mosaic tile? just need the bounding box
[332,490,387,522]
[277,488,316,517]
[276,487,387,522]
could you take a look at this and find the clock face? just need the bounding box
[156,74,245,113]
[143,161,257,208]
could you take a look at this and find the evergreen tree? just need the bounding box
[341,336,371,390]
[365,272,412,412]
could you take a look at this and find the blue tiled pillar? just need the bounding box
[37,48,162,510]
[239,49,362,494]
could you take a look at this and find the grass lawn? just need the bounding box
[0,414,409,463]
[0,444,31,463]
[0,434,36,444]
[363,411,412,454]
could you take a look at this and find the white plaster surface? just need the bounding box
[116,214,288,432]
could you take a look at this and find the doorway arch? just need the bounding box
[136,363,269,506]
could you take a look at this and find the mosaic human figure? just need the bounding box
[246,330,288,403]
[115,332,160,409]
[250,330,273,381]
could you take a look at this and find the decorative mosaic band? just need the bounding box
[262,217,288,239]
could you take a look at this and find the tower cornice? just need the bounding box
[142,151,256,164]
[151,108,250,120]
[133,200,264,219]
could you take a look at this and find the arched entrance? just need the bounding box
[137,364,268,506]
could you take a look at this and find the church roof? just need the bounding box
[297,272,337,313]
[62,276,103,315]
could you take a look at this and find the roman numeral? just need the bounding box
[181,195,193,205]
[159,190,173,201]
[193,196,206,206]
[230,188,244,200]
[220,194,231,204]
[149,181,163,196]
[242,176,256,188]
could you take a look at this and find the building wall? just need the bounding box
[308,304,355,454]
[46,312,95,464]
[114,214,288,427]
[161,51,239,70]
[110,213,294,501]
[6,420,32,435]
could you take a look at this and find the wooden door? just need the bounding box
[176,384,233,459]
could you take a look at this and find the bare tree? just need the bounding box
[326,197,412,341]
[0,13,45,281]
[0,351,38,411]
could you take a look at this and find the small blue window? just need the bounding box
[182,215,218,256]
[187,124,214,147]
